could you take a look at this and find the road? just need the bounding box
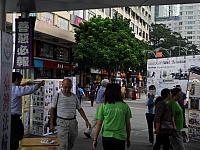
[73,97,200,150]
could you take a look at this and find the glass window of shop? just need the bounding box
[57,16,69,31]
[54,46,70,62]
[36,41,54,59]
[34,68,53,79]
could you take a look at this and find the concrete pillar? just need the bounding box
[0,0,6,31]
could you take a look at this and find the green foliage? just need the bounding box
[149,24,200,57]
[74,13,148,73]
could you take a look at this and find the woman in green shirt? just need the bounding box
[168,88,185,150]
[92,83,132,150]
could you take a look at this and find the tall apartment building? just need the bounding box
[179,4,200,49]
[154,4,200,50]
[154,5,180,18]
[72,6,153,41]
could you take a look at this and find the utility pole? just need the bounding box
[0,0,6,31]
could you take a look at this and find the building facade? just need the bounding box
[179,4,200,49]
[154,4,200,50]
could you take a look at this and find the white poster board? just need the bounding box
[147,55,200,95]
[0,32,13,150]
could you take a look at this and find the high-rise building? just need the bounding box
[179,4,200,49]
[154,5,180,18]
[71,6,153,42]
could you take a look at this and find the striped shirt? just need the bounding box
[52,91,81,119]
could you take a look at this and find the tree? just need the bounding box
[74,13,149,76]
[149,24,200,57]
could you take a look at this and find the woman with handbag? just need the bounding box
[153,88,174,150]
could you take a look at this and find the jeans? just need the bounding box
[57,118,78,150]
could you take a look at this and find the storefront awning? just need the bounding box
[6,0,200,13]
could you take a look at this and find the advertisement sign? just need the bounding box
[188,110,200,140]
[0,32,13,150]
[147,55,200,95]
[14,17,36,69]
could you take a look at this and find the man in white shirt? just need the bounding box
[11,72,44,150]
[50,78,91,150]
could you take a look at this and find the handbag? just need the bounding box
[50,93,59,126]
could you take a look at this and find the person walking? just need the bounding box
[50,78,91,150]
[89,82,96,107]
[77,84,85,104]
[168,87,185,150]
[153,88,174,150]
[145,85,156,145]
[175,85,187,128]
[84,79,109,138]
[11,72,45,150]
[92,83,132,150]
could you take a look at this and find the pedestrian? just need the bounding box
[175,85,187,128]
[168,87,185,150]
[50,78,91,150]
[145,85,156,145]
[89,82,96,107]
[84,79,109,138]
[92,83,132,150]
[11,72,45,150]
[153,88,174,150]
[121,83,126,99]
[77,84,85,104]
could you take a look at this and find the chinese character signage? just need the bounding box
[0,31,13,150]
[14,17,36,69]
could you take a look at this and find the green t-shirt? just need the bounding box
[97,102,132,140]
[167,100,183,130]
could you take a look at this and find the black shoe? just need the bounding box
[84,132,91,138]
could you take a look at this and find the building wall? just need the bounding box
[179,4,200,49]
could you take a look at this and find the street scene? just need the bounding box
[1,0,200,150]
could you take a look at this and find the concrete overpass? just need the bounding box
[5,0,200,12]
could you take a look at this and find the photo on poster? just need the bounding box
[190,98,200,110]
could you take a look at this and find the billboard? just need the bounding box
[147,55,200,95]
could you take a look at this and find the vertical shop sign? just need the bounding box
[0,32,13,150]
[14,17,36,69]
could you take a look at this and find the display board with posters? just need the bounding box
[147,55,200,95]
[30,78,76,136]
[188,66,200,141]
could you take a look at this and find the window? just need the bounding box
[112,9,117,18]
[88,11,95,20]
[188,16,193,19]
[105,8,111,16]
[143,31,145,38]
[187,31,193,34]
[188,21,195,24]
[57,16,69,31]
[73,10,84,18]
[40,12,54,25]
[185,26,193,29]
[179,22,182,25]
[186,11,193,15]
[187,36,192,39]
[130,23,134,32]
[146,33,148,40]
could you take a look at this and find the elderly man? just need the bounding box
[11,72,45,150]
[50,78,91,150]
[84,78,109,138]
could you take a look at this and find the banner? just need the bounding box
[147,55,200,95]
[14,17,36,69]
[0,32,13,150]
